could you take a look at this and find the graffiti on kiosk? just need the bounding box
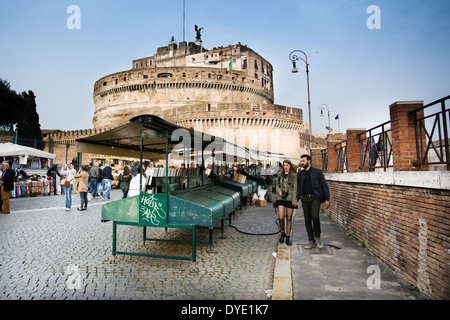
[140,195,167,225]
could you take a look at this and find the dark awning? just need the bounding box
[76,114,290,162]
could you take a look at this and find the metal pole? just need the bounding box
[320,104,331,137]
[166,132,169,194]
[139,134,143,194]
[441,101,450,170]
[305,63,312,152]
[289,50,312,153]
[192,225,196,262]
[112,221,117,256]
[327,110,331,134]
[182,0,185,42]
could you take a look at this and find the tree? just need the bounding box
[17,90,44,149]
[0,78,43,149]
[0,78,21,132]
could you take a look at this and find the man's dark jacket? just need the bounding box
[2,168,15,192]
[102,166,114,180]
[296,167,330,203]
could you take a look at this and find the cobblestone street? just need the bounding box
[0,190,279,300]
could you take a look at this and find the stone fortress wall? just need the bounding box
[93,42,275,128]
[44,39,309,163]
[90,40,307,159]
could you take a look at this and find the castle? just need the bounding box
[44,37,311,166]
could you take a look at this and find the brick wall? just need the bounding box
[389,101,425,171]
[323,173,450,300]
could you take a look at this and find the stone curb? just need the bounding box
[271,243,293,300]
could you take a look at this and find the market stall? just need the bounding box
[0,143,57,198]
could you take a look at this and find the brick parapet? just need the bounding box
[389,101,424,171]
[346,128,367,173]
[323,171,450,300]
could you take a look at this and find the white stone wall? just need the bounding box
[325,170,450,190]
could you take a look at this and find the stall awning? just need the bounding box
[76,114,293,163]
[77,115,244,159]
[0,143,56,159]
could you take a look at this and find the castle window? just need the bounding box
[149,60,153,67]
[207,104,211,112]
[124,77,126,81]
[103,81,107,86]
[195,73,198,78]
[182,73,186,77]
[243,59,247,69]
[135,63,139,69]
[115,79,118,85]
[254,60,258,71]
[143,75,148,79]
[157,73,173,78]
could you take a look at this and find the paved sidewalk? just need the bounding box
[273,207,429,300]
[0,190,279,300]
[0,190,429,300]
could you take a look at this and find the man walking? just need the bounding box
[47,164,62,195]
[0,161,15,214]
[296,154,330,249]
[88,162,100,198]
[101,161,114,201]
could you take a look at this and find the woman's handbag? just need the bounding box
[64,178,72,188]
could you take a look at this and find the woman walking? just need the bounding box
[63,163,77,211]
[118,166,132,198]
[76,165,89,211]
[275,160,298,246]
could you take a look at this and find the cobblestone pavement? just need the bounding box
[0,190,280,300]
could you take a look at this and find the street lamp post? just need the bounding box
[289,50,312,153]
[319,104,331,136]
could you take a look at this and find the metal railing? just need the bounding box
[335,140,348,172]
[358,121,392,171]
[410,95,450,170]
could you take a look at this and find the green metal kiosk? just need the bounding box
[77,115,245,262]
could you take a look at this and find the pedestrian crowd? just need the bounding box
[54,160,158,211]
[1,155,331,249]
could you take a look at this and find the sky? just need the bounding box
[0,0,449,135]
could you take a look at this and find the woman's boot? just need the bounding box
[286,236,292,246]
[279,232,286,244]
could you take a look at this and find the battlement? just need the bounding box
[89,38,305,158]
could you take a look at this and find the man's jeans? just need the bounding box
[300,194,322,241]
[102,179,112,200]
[88,178,98,197]
[64,184,74,209]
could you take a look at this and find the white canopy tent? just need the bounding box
[0,143,56,161]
